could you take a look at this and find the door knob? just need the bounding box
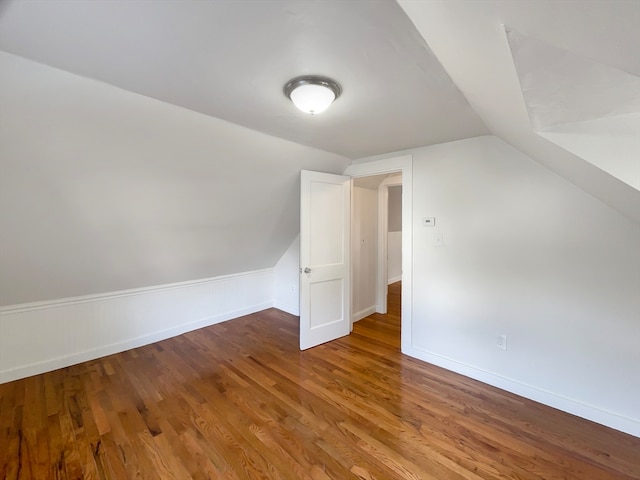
[304,267,311,273]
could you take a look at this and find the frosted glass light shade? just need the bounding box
[290,84,336,114]
[284,76,341,115]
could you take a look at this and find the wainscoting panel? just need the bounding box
[0,269,274,383]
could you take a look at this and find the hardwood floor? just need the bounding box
[1,282,638,479]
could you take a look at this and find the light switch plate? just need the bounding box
[423,217,435,227]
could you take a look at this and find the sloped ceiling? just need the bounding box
[505,27,640,191]
[0,0,487,158]
[398,0,640,223]
[0,0,489,305]
[1,0,638,305]
[0,52,350,305]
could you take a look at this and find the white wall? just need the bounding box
[387,185,402,283]
[387,232,402,284]
[401,135,639,435]
[0,52,350,385]
[274,236,300,316]
[398,0,640,225]
[0,52,349,306]
[539,113,640,191]
[388,185,403,232]
[352,186,378,321]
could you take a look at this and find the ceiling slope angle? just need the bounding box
[397,0,640,223]
[0,0,488,158]
[506,27,640,191]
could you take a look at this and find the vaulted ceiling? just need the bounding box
[0,0,638,304]
[0,0,488,158]
[2,0,636,208]
[398,0,639,221]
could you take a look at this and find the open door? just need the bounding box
[299,170,351,350]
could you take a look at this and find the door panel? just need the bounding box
[309,279,343,328]
[310,181,345,265]
[300,170,350,350]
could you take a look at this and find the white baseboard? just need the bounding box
[388,275,402,284]
[0,269,274,384]
[353,305,376,323]
[274,300,299,316]
[402,344,640,437]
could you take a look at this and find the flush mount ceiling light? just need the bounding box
[284,75,342,115]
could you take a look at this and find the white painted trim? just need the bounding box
[0,269,274,384]
[350,178,356,331]
[274,300,299,316]
[353,306,376,323]
[0,269,269,315]
[388,276,402,285]
[404,345,640,437]
[2,302,272,384]
[376,181,390,314]
[345,154,413,356]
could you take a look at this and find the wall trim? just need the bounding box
[345,154,413,356]
[1,302,272,384]
[388,276,402,285]
[0,270,269,314]
[353,306,376,323]
[403,344,640,437]
[0,269,274,384]
[274,300,299,316]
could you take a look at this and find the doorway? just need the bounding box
[297,155,412,352]
[351,173,402,332]
[344,154,413,353]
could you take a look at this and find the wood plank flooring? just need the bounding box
[1,282,638,479]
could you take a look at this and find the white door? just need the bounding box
[299,170,351,350]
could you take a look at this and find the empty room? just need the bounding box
[0,0,639,478]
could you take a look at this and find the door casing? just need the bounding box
[344,155,413,354]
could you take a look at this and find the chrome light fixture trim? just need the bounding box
[284,75,342,114]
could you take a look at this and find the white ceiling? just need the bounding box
[1,0,639,306]
[505,27,640,190]
[0,0,488,159]
[1,0,638,219]
[398,0,640,222]
[505,27,639,131]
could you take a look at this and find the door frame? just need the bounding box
[376,174,402,314]
[345,154,413,354]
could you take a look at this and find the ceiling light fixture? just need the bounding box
[284,75,342,115]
